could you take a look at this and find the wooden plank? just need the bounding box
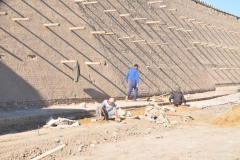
[69,27,86,30]
[132,40,146,43]
[120,14,130,17]
[168,26,177,29]
[118,37,133,40]
[12,18,30,21]
[0,12,7,15]
[104,9,116,12]
[192,41,200,44]
[147,1,163,4]
[85,62,101,65]
[133,18,147,21]
[91,31,105,34]
[159,5,167,8]
[61,60,76,63]
[146,21,160,24]
[82,1,98,5]
[180,16,187,19]
[101,32,115,35]
[43,23,60,27]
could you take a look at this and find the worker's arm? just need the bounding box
[114,109,119,119]
[169,94,174,102]
[113,104,120,121]
[98,106,104,120]
[182,95,186,104]
[126,70,129,83]
[136,70,139,84]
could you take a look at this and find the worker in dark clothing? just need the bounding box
[169,87,186,107]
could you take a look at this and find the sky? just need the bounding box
[203,0,240,17]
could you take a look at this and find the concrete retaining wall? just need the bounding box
[0,0,239,107]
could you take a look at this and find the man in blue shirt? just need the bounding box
[125,64,139,101]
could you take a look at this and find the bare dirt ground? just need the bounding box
[1,104,240,160]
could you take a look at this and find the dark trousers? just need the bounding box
[174,102,182,107]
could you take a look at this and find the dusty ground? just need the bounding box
[0,104,240,160]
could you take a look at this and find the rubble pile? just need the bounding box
[143,105,193,127]
[46,117,80,127]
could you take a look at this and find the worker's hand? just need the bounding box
[99,116,104,121]
[137,84,139,87]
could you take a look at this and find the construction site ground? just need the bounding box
[0,86,240,160]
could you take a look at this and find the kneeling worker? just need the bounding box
[169,87,186,107]
[95,98,121,122]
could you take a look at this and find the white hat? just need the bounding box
[109,98,115,102]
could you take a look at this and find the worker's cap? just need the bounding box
[109,98,115,103]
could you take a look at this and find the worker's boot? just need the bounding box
[125,96,129,101]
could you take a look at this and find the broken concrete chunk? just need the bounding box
[138,115,145,119]
[130,116,140,119]
[163,123,168,127]
[157,114,166,122]
[156,121,163,124]
[163,106,176,112]
[146,107,153,111]
[156,135,163,139]
[152,108,159,113]
[118,108,126,116]
[46,117,80,127]
[126,111,132,117]
[53,139,60,143]
[72,121,80,126]
[79,102,86,108]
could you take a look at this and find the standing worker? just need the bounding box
[169,87,186,107]
[125,64,139,101]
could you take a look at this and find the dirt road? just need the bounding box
[0,104,240,160]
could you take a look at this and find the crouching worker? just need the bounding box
[169,87,186,107]
[95,98,121,123]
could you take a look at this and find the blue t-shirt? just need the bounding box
[126,67,139,84]
[101,100,116,112]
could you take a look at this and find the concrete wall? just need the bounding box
[0,0,239,107]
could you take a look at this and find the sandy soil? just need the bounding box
[0,104,240,160]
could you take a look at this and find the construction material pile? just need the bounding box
[46,117,80,127]
[211,104,240,126]
[143,105,193,127]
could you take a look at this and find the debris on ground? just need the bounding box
[32,144,67,160]
[144,105,170,126]
[118,108,126,116]
[46,117,80,127]
[152,96,164,102]
[79,102,86,108]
